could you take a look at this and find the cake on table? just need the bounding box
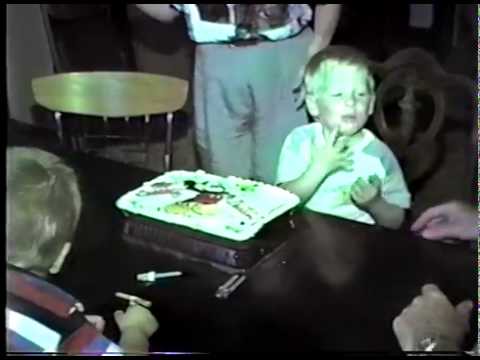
[116,170,300,242]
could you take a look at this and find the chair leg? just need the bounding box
[54,112,64,146]
[69,118,80,152]
[164,113,174,172]
[103,116,109,153]
[78,119,86,152]
[72,135,79,152]
[144,114,151,167]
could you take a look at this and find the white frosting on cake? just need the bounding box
[116,170,300,241]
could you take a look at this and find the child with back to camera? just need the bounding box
[6,147,158,354]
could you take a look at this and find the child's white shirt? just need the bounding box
[276,123,411,224]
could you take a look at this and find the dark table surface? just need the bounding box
[51,151,477,353]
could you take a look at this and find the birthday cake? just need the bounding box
[116,170,300,241]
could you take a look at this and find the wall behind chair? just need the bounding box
[7,4,55,128]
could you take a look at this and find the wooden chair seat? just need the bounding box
[32,71,189,171]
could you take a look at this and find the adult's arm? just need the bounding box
[135,4,180,23]
[310,4,342,53]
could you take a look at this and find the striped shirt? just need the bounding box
[171,4,312,43]
[6,267,123,355]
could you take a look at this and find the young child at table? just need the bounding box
[276,46,411,229]
[6,147,158,354]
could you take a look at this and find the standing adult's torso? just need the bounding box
[172,4,312,43]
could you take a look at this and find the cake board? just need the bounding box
[121,213,290,274]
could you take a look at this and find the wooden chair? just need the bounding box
[370,47,476,184]
[32,71,189,171]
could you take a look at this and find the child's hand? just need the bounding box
[350,175,382,208]
[114,305,159,338]
[311,128,353,176]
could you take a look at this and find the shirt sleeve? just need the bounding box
[61,323,124,355]
[379,143,411,209]
[275,127,312,185]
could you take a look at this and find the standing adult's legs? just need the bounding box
[251,29,313,184]
[194,44,254,179]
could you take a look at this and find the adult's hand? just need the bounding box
[393,284,473,351]
[411,201,477,241]
[292,40,330,110]
[292,4,342,109]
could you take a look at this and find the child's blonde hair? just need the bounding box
[7,147,82,273]
[304,45,375,95]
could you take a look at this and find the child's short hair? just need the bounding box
[304,45,375,95]
[7,147,82,273]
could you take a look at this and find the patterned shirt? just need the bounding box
[6,267,123,355]
[276,123,411,225]
[171,4,312,43]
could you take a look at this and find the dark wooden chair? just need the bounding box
[370,47,476,184]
